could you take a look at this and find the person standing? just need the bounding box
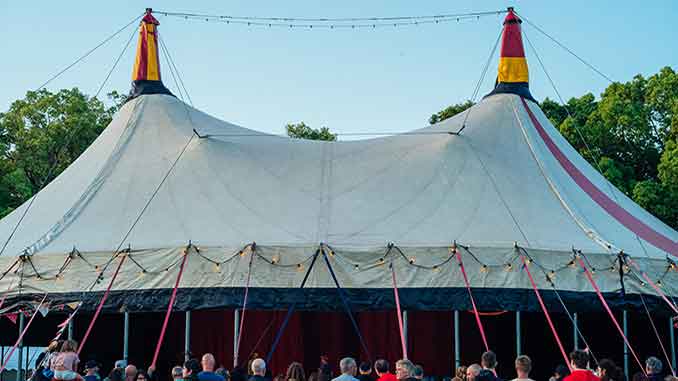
[199,354,225,381]
[509,356,534,381]
[563,351,599,381]
[357,362,374,381]
[249,359,267,381]
[332,358,360,381]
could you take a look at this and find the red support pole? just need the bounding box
[626,257,678,315]
[455,250,490,352]
[520,256,572,372]
[391,265,408,359]
[0,295,47,374]
[150,246,191,369]
[577,257,647,377]
[78,252,128,355]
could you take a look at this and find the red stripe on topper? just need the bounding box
[520,97,677,255]
[499,10,525,57]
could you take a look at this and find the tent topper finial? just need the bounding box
[484,6,536,102]
[129,7,173,99]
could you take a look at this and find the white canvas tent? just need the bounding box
[0,9,675,312]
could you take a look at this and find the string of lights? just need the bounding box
[155,9,506,30]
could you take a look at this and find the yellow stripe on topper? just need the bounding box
[498,57,528,83]
[146,25,160,81]
[132,23,144,81]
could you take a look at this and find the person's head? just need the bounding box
[115,360,128,370]
[482,351,498,370]
[135,370,149,381]
[340,358,357,377]
[375,360,390,376]
[466,365,481,381]
[252,358,266,376]
[455,366,467,380]
[108,368,125,381]
[85,361,99,375]
[646,357,663,376]
[308,371,319,381]
[231,367,247,381]
[359,362,372,376]
[184,359,201,379]
[395,360,415,381]
[202,353,217,372]
[216,368,230,381]
[61,339,78,353]
[172,366,183,380]
[554,365,570,380]
[515,356,532,378]
[125,365,138,381]
[286,362,306,381]
[569,350,589,370]
[47,340,60,352]
[413,365,423,380]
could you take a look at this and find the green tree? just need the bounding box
[428,100,474,125]
[286,122,337,141]
[0,88,119,216]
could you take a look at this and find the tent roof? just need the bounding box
[0,93,674,259]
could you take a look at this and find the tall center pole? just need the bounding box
[185,310,191,362]
[123,312,130,363]
[234,309,240,366]
[573,313,579,349]
[16,313,25,381]
[454,310,460,368]
[516,311,522,356]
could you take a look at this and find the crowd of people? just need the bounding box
[27,340,674,381]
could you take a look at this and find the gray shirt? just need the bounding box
[333,374,360,381]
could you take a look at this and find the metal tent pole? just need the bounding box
[454,311,460,368]
[123,312,130,363]
[234,309,240,364]
[68,318,74,340]
[516,311,522,355]
[573,313,579,350]
[16,313,25,381]
[622,310,629,380]
[185,310,191,362]
[403,310,408,355]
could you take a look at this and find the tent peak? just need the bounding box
[484,7,536,102]
[129,8,173,100]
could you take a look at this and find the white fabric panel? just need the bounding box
[0,92,675,297]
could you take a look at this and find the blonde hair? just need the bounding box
[515,356,532,374]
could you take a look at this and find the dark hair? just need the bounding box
[360,362,372,373]
[108,368,125,381]
[216,368,230,381]
[184,359,201,377]
[375,360,389,374]
[481,351,497,369]
[308,372,319,381]
[286,362,306,381]
[231,367,247,381]
[135,371,150,381]
[599,359,623,381]
[569,350,589,369]
[554,364,570,379]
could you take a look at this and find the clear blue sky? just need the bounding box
[1,1,676,138]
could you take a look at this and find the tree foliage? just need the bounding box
[432,66,678,229]
[428,100,474,125]
[0,88,122,216]
[285,122,337,141]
